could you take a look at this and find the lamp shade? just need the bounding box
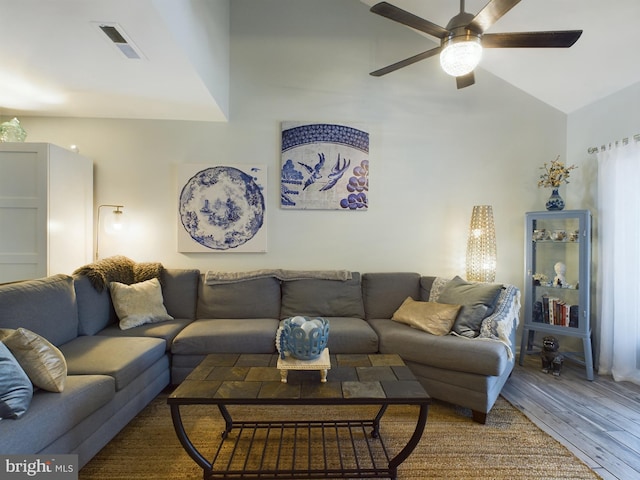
[440,36,482,77]
[95,204,125,260]
[102,205,125,234]
[466,205,497,283]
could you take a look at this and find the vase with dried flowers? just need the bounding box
[538,156,577,211]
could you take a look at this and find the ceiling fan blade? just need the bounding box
[456,72,475,89]
[482,30,583,48]
[370,2,449,39]
[370,46,441,77]
[470,0,522,33]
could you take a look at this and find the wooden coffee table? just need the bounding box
[168,353,430,480]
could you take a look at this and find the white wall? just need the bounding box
[12,0,567,294]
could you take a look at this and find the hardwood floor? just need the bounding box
[501,354,640,480]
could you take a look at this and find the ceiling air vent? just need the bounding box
[96,23,144,60]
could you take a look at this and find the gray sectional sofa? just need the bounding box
[0,265,519,467]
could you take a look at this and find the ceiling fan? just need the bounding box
[370,0,582,89]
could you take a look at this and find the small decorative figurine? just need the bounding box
[553,262,567,287]
[541,336,563,376]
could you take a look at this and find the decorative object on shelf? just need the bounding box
[0,117,27,142]
[533,229,548,241]
[96,204,125,261]
[540,336,563,376]
[553,262,567,287]
[277,316,329,360]
[550,229,566,241]
[545,188,565,211]
[465,205,497,282]
[538,156,577,211]
[281,122,369,210]
[532,273,548,286]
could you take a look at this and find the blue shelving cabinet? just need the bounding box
[519,210,593,381]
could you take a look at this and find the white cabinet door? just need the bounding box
[0,143,93,283]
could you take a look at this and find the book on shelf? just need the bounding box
[569,305,579,328]
[536,295,579,328]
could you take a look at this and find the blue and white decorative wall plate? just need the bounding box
[177,164,267,252]
[281,122,369,210]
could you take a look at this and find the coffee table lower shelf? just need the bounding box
[171,404,428,480]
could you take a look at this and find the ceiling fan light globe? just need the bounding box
[440,39,482,77]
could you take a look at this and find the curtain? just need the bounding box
[597,141,640,384]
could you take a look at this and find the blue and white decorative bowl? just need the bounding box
[277,316,329,360]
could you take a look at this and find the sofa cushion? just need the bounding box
[362,273,421,320]
[391,297,460,336]
[197,276,281,319]
[437,276,503,338]
[96,318,193,351]
[0,341,33,419]
[172,318,280,355]
[323,317,379,353]
[0,274,78,346]
[160,269,199,320]
[109,278,173,330]
[0,328,67,392]
[280,273,365,319]
[370,318,510,377]
[59,336,165,391]
[0,374,114,455]
[74,274,117,336]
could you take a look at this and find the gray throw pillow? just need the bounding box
[437,276,503,338]
[0,328,67,392]
[0,341,33,419]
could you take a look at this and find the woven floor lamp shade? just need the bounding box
[466,205,497,282]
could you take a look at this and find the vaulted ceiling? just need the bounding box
[0,0,638,121]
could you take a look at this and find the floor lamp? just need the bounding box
[95,204,124,261]
[466,205,497,283]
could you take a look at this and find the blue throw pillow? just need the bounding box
[0,341,33,419]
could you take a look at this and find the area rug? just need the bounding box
[79,394,599,479]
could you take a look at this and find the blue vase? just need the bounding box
[546,188,565,211]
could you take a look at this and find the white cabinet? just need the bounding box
[0,143,93,283]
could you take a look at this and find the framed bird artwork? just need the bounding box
[280,122,369,210]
